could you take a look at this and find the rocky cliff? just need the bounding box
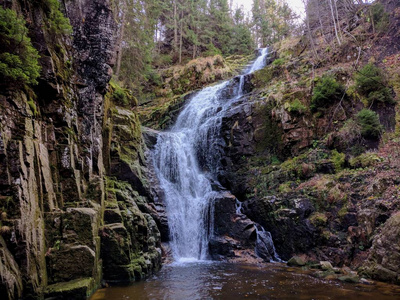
[0,1,161,299]
[138,0,400,286]
[216,0,400,284]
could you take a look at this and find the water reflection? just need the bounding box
[91,262,400,300]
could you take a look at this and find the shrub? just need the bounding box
[272,58,285,66]
[286,99,307,115]
[0,7,41,85]
[355,63,393,105]
[356,109,383,139]
[40,0,72,35]
[370,3,390,33]
[337,119,362,146]
[311,75,344,112]
[203,43,222,57]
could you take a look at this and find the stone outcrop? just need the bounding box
[362,213,400,284]
[0,1,161,299]
[209,191,277,263]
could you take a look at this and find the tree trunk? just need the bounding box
[115,3,126,79]
[179,18,183,63]
[329,0,341,45]
[174,0,178,55]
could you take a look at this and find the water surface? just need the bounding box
[91,262,400,300]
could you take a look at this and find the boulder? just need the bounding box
[361,213,400,284]
[287,256,306,267]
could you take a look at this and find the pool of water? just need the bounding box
[90,262,400,300]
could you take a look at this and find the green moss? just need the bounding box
[331,150,345,172]
[309,212,328,227]
[337,204,348,219]
[278,182,293,193]
[45,278,95,298]
[27,99,39,117]
[254,101,283,155]
[252,66,275,87]
[110,80,138,107]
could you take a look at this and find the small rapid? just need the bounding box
[152,48,271,261]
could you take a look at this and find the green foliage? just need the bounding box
[252,0,296,45]
[203,43,222,57]
[0,7,41,85]
[272,58,285,66]
[153,54,173,68]
[355,63,393,105]
[41,0,72,35]
[286,99,307,115]
[331,150,345,172]
[311,76,344,112]
[370,3,390,33]
[356,109,383,139]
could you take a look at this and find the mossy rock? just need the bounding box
[44,278,95,300]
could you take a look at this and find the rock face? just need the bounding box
[362,213,400,284]
[0,1,161,299]
[242,195,316,260]
[209,191,277,263]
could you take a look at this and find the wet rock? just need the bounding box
[242,194,316,260]
[209,191,258,260]
[142,127,160,149]
[255,230,277,262]
[287,256,306,267]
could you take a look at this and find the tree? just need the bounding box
[252,0,296,46]
[0,7,41,86]
[230,7,254,54]
[113,0,162,90]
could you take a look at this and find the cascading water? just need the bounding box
[152,48,272,262]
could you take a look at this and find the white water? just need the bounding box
[152,48,271,261]
[248,48,270,73]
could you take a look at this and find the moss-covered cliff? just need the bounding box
[0,1,161,299]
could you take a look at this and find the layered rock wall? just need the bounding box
[0,1,161,299]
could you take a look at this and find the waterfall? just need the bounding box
[152,48,272,261]
[255,225,282,262]
[248,48,270,73]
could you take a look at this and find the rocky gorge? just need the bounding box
[1,0,400,299]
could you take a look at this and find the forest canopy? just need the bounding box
[112,0,297,91]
